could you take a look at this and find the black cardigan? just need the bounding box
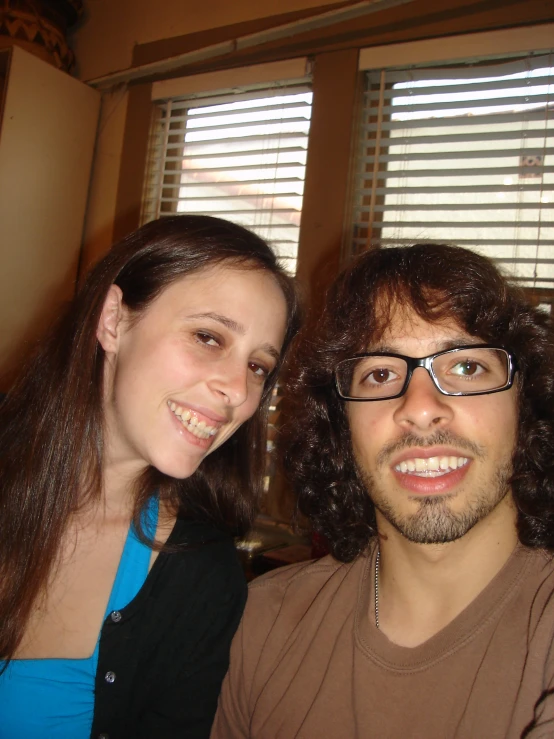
[91,518,247,739]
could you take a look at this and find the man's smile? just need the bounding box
[394,455,469,476]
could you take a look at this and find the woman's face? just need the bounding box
[97,264,288,482]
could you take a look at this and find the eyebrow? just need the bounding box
[187,312,281,362]
[369,337,483,355]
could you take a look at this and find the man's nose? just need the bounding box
[392,366,454,432]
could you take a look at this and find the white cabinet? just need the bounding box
[0,45,100,387]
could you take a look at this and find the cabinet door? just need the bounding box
[0,46,100,387]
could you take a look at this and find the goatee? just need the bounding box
[358,430,513,544]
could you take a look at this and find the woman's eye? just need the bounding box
[195,331,220,348]
[248,362,270,381]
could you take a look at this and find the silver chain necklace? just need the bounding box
[374,547,380,629]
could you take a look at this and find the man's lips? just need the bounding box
[391,446,471,467]
[395,455,469,475]
[390,447,471,494]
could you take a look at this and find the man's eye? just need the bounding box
[195,332,220,347]
[366,368,397,384]
[451,360,485,377]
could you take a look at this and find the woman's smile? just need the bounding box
[168,400,221,442]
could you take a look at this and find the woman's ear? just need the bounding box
[97,284,125,353]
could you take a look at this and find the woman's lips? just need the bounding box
[167,400,223,447]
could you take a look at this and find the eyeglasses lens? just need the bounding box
[336,348,510,399]
[432,348,509,395]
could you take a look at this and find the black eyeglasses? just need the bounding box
[334,345,518,401]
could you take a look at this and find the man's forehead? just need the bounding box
[365,303,478,352]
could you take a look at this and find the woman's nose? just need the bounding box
[208,358,249,407]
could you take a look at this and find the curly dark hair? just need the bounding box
[281,243,554,562]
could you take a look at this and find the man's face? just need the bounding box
[346,307,519,545]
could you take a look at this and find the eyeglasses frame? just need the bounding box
[334,344,518,402]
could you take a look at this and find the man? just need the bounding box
[211,243,554,739]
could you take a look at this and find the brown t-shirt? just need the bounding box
[212,543,554,738]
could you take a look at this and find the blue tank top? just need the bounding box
[0,497,159,738]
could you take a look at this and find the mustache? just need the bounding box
[376,430,485,467]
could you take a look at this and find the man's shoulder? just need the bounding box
[522,545,554,587]
[243,551,370,635]
[225,551,372,701]
[250,551,367,592]
[525,546,554,608]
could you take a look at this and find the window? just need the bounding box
[142,82,313,275]
[351,52,554,292]
[141,75,313,510]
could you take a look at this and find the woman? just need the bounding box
[0,215,300,738]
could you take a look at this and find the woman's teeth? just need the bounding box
[168,402,218,439]
[395,456,468,476]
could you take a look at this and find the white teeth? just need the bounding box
[395,455,469,476]
[167,401,219,439]
[427,457,440,471]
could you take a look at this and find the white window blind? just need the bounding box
[351,53,554,289]
[142,83,313,274]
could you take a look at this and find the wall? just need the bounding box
[70,0,341,271]
[73,0,341,81]
[0,46,99,387]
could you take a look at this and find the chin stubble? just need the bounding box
[358,430,513,544]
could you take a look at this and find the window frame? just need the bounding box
[141,76,314,275]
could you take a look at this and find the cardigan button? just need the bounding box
[104,671,116,684]
[110,610,122,623]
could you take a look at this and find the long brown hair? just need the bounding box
[0,215,301,660]
[281,243,554,562]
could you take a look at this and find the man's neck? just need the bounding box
[375,495,518,647]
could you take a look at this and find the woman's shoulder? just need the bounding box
[160,517,246,593]
[169,516,238,550]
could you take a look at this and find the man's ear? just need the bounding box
[97,284,125,353]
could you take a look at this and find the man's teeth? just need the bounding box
[395,456,468,476]
[168,402,218,439]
